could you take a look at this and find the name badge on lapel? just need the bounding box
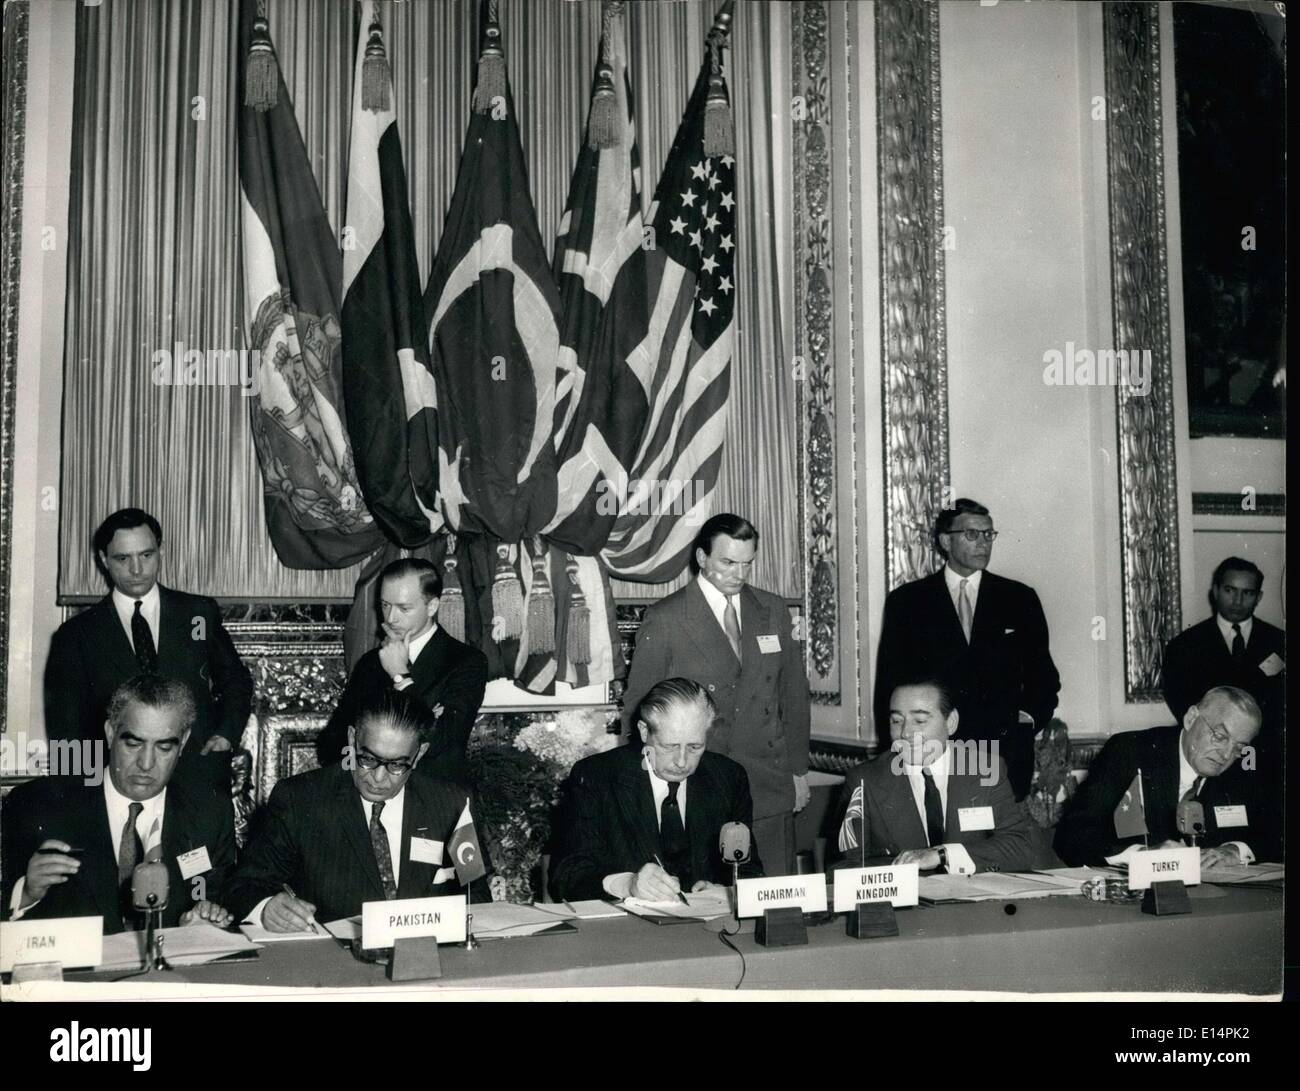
[957,806,995,832]
[177,846,212,880]
[1214,805,1248,829]
[1259,653,1284,677]
[757,634,781,654]
[410,837,444,865]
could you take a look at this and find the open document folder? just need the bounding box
[918,870,1091,904]
[97,923,260,971]
[467,902,578,939]
[621,887,733,922]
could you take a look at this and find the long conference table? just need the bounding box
[8,884,1281,998]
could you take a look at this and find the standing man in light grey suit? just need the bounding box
[621,514,811,874]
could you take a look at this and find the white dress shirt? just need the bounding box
[898,745,977,875]
[1215,613,1253,653]
[602,761,690,899]
[696,574,741,636]
[10,776,166,919]
[392,623,439,689]
[112,584,161,654]
[944,564,982,618]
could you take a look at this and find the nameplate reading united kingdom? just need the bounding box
[832,864,919,912]
[736,875,827,918]
[1127,847,1200,890]
[361,895,466,948]
[0,916,103,972]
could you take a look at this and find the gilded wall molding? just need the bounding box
[1102,2,1182,702]
[793,1,840,698]
[876,0,950,591]
[0,0,29,733]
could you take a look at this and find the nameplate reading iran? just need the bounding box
[833,864,919,913]
[736,875,827,918]
[361,895,466,948]
[0,916,103,972]
[1127,847,1200,890]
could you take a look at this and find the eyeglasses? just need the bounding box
[1197,717,1248,757]
[946,529,999,544]
[355,749,416,777]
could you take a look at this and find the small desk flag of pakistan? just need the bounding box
[449,801,487,885]
[1113,771,1148,839]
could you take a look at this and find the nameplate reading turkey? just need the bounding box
[736,875,827,918]
[0,916,103,972]
[361,895,466,948]
[833,864,920,912]
[1127,848,1200,890]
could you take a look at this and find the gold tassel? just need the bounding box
[526,538,555,654]
[702,53,733,157]
[472,2,507,115]
[586,2,622,149]
[361,11,391,113]
[440,545,466,643]
[491,543,524,641]
[565,557,592,665]
[244,0,278,113]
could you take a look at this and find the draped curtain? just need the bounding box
[59,0,798,601]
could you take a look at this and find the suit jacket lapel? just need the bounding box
[397,778,437,898]
[684,759,717,884]
[737,587,767,682]
[883,767,929,851]
[411,628,453,694]
[93,596,139,682]
[684,581,742,678]
[926,572,968,651]
[968,573,997,646]
[614,752,662,866]
[943,768,977,840]
[77,782,125,929]
[336,773,385,902]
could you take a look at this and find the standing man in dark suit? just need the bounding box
[832,678,1036,874]
[549,678,763,902]
[1054,686,1275,866]
[873,498,1060,800]
[229,691,489,931]
[3,674,236,934]
[620,514,810,875]
[43,508,254,792]
[316,557,488,784]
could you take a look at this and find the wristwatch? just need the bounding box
[935,846,949,873]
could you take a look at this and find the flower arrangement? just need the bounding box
[467,709,620,904]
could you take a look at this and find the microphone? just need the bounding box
[132,860,170,911]
[719,822,751,864]
[1176,800,1205,845]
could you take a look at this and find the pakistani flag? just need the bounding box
[237,0,386,568]
[448,799,488,886]
[341,1,442,548]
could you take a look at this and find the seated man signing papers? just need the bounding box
[227,691,490,932]
[1054,685,1276,868]
[548,678,764,902]
[833,678,1035,873]
[1,674,235,933]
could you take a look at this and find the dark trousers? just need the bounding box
[753,812,795,876]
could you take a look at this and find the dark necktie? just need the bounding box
[659,780,689,883]
[131,600,157,671]
[1180,776,1205,804]
[118,801,144,916]
[921,768,945,848]
[370,801,397,900]
[1231,624,1245,660]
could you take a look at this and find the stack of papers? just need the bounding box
[533,899,626,921]
[1201,862,1284,885]
[919,870,1088,903]
[622,888,733,921]
[240,921,334,944]
[98,923,260,971]
[468,902,577,939]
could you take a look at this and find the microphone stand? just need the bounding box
[141,897,172,972]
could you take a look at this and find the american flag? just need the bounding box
[838,783,865,852]
[599,29,736,584]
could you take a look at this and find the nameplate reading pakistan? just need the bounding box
[736,875,827,918]
[1127,847,1201,890]
[361,895,466,948]
[0,917,104,972]
[833,864,919,913]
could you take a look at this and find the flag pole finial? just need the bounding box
[473,0,508,114]
[587,0,624,150]
[244,0,279,112]
[361,6,392,113]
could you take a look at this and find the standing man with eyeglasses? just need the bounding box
[874,498,1060,799]
[228,691,490,932]
[1054,685,1275,866]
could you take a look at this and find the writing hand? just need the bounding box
[262,892,318,933]
[630,862,682,902]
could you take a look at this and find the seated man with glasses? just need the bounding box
[1054,686,1277,867]
[874,497,1061,799]
[228,691,490,932]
